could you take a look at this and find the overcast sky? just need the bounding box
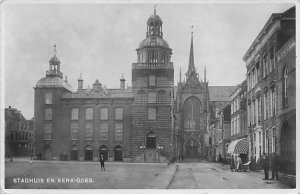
[3,2,294,119]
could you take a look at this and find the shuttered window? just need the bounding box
[115,123,123,141]
[71,108,79,120]
[100,123,108,140]
[115,108,123,120]
[45,108,52,121]
[44,123,52,140]
[71,123,79,140]
[85,123,93,140]
[100,108,109,120]
[85,108,93,120]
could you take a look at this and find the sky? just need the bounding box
[3,2,295,119]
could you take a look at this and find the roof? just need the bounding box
[63,87,133,99]
[209,86,236,102]
[5,107,27,122]
[147,14,162,23]
[243,6,295,61]
[138,36,170,49]
[36,76,73,92]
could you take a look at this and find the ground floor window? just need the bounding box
[85,146,93,161]
[114,146,122,161]
[70,145,78,160]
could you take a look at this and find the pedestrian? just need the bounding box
[270,153,279,180]
[230,156,235,172]
[99,155,105,171]
[234,155,238,172]
[236,155,242,172]
[261,153,269,180]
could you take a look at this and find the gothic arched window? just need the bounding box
[183,97,201,130]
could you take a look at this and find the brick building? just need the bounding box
[34,49,133,161]
[227,80,248,161]
[242,6,295,172]
[5,106,35,157]
[130,9,174,162]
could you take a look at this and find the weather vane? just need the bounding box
[53,43,57,56]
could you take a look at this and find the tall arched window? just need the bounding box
[283,67,288,107]
[183,97,201,130]
[281,121,295,174]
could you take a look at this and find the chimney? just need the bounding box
[78,73,83,90]
[120,74,126,89]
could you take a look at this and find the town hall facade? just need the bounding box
[34,9,234,162]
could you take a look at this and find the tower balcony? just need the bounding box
[132,62,173,70]
[46,70,63,78]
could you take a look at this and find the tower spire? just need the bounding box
[186,25,196,78]
[204,66,206,82]
[179,67,182,83]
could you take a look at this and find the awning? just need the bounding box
[227,138,248,154]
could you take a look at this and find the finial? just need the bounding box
[191,25,194,36]
[53,43,57,56]
[154,5,157,15]
[121,73,124,79]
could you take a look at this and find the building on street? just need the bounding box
[242,6,295,174]
[5,106,35,157]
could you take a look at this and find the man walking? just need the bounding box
[270,153,279,180]
[99,155,105,171]
[261,153,269,180]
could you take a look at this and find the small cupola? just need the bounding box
[47,44,63,78]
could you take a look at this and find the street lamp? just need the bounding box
[139,144,145,162]
[157,144,163,163]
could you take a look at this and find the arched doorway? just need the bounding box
[85,145,93,161]
[44,145,52,160]
[185,139,200,158]
[114,146,123,161]
[280,121,295,174]
[70,145,78,160]
[186,145,198,158]
[99,145,108,161]
[146,132,156,149]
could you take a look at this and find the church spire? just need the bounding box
[186,26,196,78]
[179,67,182,83]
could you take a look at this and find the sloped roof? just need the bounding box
[209,86,236,102]
[63,87,133,99]
[5,107,26,122]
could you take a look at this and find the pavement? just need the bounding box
[168,159,290,189]
[4,158,293,189]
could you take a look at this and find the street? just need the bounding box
[168,159,288,189]
[5,159,289,189]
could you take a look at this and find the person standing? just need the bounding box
[99,155,105,171]
[236,155,242,172]
[230,156,235,172]
[270,153,279,180]
[261,153,269,180]
[234,155,238,172]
